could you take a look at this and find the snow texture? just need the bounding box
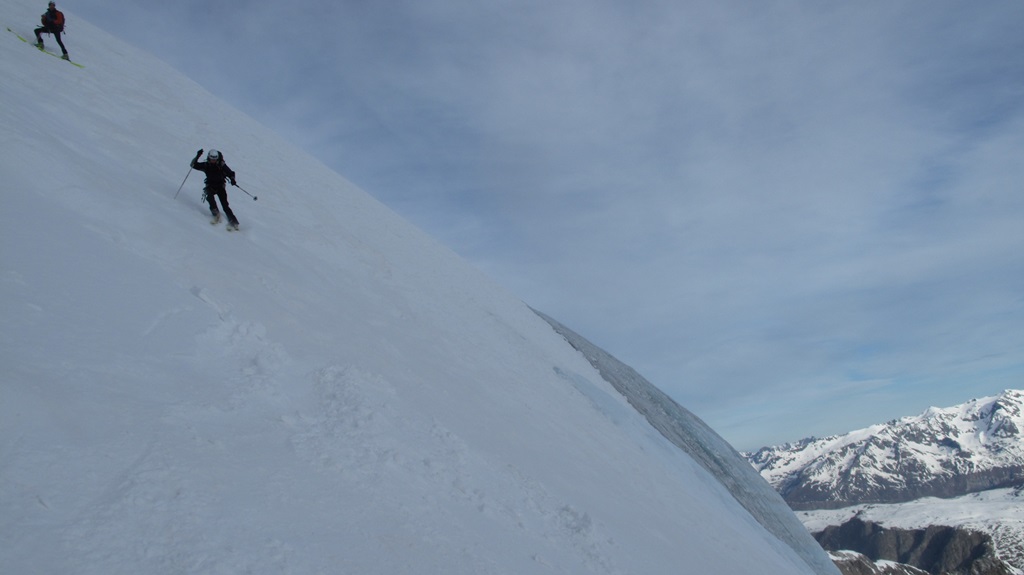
[1,0,837,573]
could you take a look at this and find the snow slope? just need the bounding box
[0,1,838,573]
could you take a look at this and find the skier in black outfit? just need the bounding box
[190,149,240,229]
[34,1,68,59]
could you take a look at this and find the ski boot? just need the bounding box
[210,211,222,225]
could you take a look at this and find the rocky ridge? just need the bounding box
[815,517,1017,575]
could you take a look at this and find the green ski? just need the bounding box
[6,27,84,68]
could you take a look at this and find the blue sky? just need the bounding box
[62,0,1023,450]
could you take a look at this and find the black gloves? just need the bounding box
[195,148,204,159]
[230,179,237,186]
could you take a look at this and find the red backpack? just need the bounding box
[41,9,64,32]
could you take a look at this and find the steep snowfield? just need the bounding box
[0,1,837,573]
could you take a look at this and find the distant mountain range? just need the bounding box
[744,390,1024,575]
[746,389,1023,510]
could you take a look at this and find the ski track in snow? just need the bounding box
[286,364,624,573]
[35,289,631,573]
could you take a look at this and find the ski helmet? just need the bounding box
[207,149,222,162]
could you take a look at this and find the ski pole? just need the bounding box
[233,183,257,201]
[173,167,191,200]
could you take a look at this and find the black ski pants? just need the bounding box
[34,26,67,55]
[205,186,238,225]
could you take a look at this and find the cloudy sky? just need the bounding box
[63,0,1023,450]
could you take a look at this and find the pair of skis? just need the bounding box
[6,27,84,68]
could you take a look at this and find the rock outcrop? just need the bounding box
[815,517,1018,575]
[829,550,929,575]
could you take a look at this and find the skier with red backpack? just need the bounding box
[34,1,68,60]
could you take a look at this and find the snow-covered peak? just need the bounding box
[0,0,837,573]
[746,390,1024,510]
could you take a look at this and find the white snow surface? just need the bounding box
[0,1,836,573]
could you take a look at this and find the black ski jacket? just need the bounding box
[191,159,236,192]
